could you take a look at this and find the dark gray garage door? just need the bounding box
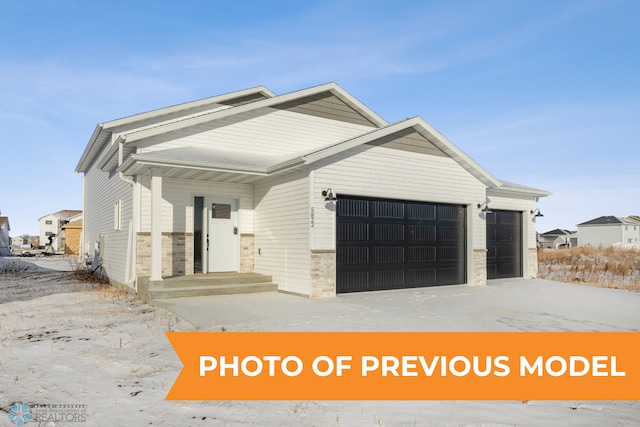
[336,196,466,293]
[486,210,522,279]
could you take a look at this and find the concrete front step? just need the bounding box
[151,272,273,289]
[149,282,278,299]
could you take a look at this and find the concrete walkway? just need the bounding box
[153,278,640,332]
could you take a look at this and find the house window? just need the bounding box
[45,231,53,236]
[114,200,122,231]
[211,203,231,219]
[45,220,53,225]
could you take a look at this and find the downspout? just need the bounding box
[116,137,137,286]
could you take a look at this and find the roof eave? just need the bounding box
[118,154,269,176]
[75,123,105,173]
[102,86,276,130]
[488,185,553,198]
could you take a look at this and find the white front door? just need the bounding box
[207,197,239,272]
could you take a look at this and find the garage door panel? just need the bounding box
[438,205,463,221]
[407,204,436,220]
[338,199,369,217]
[439,226,461,241]
[372,201,404,218]
[338,223,369,240]
[372,270,404,288]
[338,271,369,291]
[337,246,369,264]
[337,196,466,293]
[407,246,437,262]
[374,224,405,240]
[406,269,437,285]
[408,225,436,241]
[372,247,404,263]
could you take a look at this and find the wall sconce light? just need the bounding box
[322,188,337,202]
[477,201,492,214]
[531,208,543,218]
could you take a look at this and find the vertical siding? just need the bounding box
[84,158,134,286]
[254,170,311,294]
[138,177,253,234]
[311,145,487,251]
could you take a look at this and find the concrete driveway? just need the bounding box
[153,278,640,332]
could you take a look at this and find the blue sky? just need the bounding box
[1,0,638,236]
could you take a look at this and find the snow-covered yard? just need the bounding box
[1,256,639,426]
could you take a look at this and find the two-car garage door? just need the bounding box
[336,196,466,293]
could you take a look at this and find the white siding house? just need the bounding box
[577,216,640,248]
[76,83,550,298]
[38,210,83,252]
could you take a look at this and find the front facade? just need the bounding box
[577,216,640,248]
[76,83,549,297]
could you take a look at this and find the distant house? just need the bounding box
[75,83,549,298]
[0,216,11,256]
[577,216,640,248]
[538,229,576,249]
[11,235,29,249]
[38,210,83,252]
[626,215,640,225]
[61,214,83,255]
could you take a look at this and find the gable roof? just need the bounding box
[578,216,635,226]
[541,229,574,236]
[300,117,502,187]
[38,210,83,221]
[79,83,549,197]
[76,86,276,173]
[625,215,640,224]
[76,83,387,174]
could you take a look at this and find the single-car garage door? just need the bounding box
[486,210,522,279]
[336,196,466,293]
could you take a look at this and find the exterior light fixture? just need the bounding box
[322,188,337,202]
[477,202,492,214]
[531,208,543,218]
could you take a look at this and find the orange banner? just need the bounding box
[165,332,639,400]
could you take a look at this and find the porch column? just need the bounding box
[150,168,163,281]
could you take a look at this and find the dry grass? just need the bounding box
[538,246,640,291]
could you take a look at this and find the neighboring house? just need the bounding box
[626,215,640,225]
[10,235,40,252]
[11,235,30,249]
[538,229,576,249]
[0,216,11,256]
[75,83,550,298]
[577,216,640,247]
[61,214,83,255]
[38,210,83,252]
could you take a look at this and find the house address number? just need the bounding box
[310,207,315,228]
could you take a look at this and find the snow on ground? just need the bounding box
[1,256,639,426]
